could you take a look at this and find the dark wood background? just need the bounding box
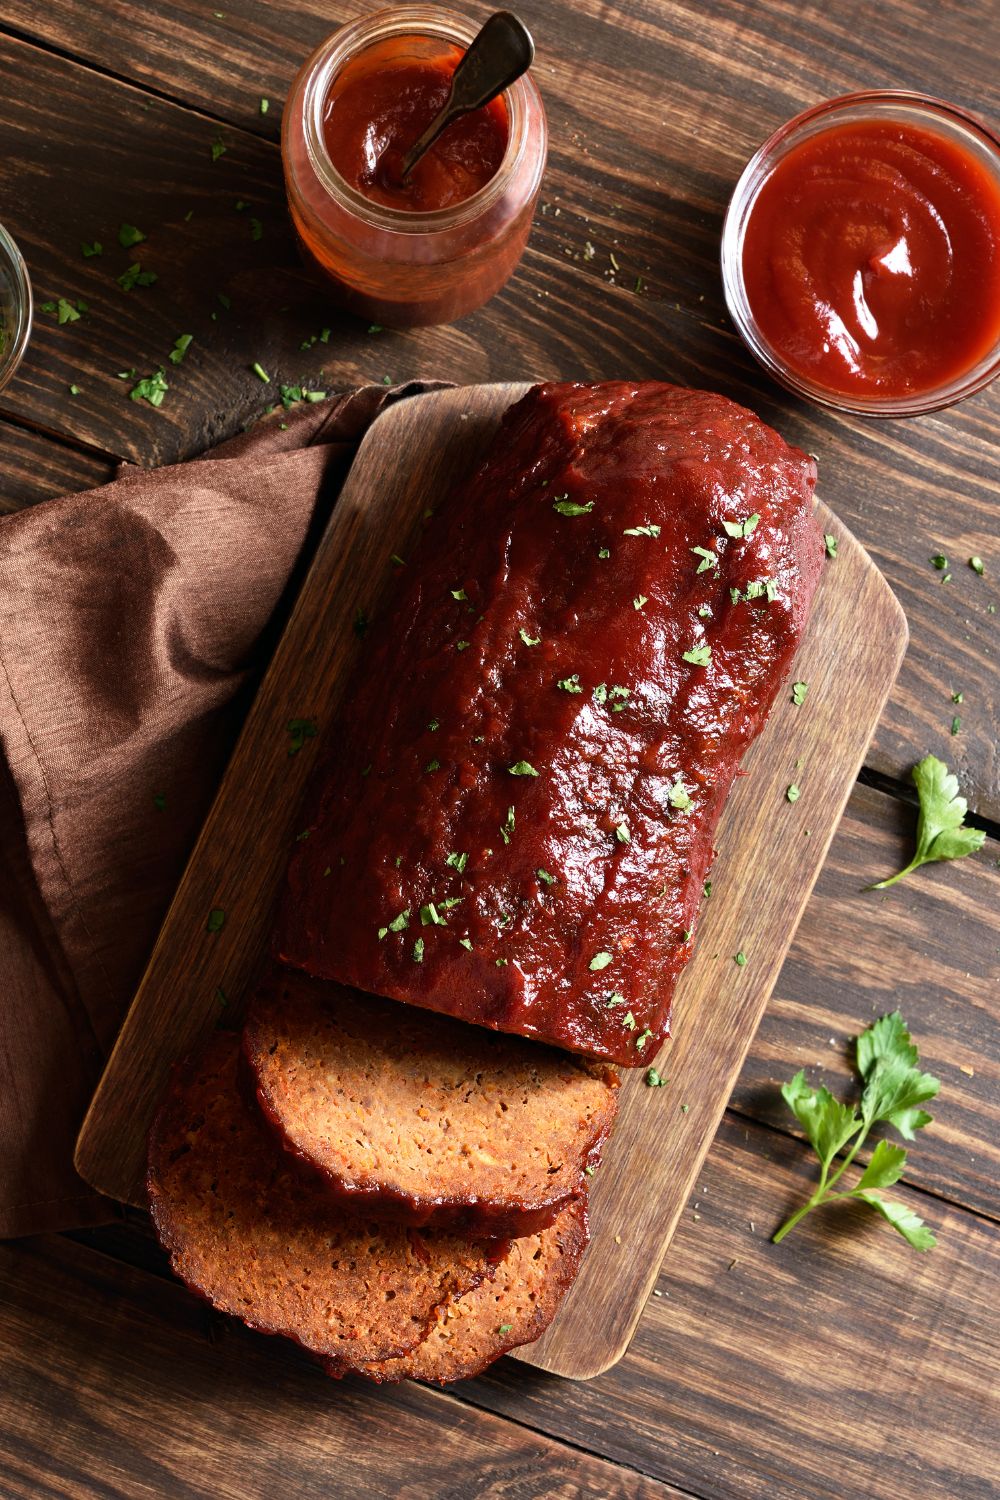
[0,0,997,1495]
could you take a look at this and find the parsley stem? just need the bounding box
[866,857,921,891]
[772,1123,869,1243]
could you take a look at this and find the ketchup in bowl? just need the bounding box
[722,93,1000,415]
[282,7,547,329]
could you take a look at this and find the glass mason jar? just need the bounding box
[282,5,548,328]
[0,223,32,392]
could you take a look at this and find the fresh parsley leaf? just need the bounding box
[723,514,760,539]
[412,937,424,963]
[445,851,468,874]
[211,135,226,161]
[557,674,583,693]
[633,594,648,610]
[260,97,270,115]
[624,522,661,537]
[537,868,557,885]
[459,937,473,951]
[691,545,718,573]
[118,262,157,291]
[169,333,193,364]
[206,908,226,933]
[773,1011,939,1252]
[81,240,103,258]
[951,716,961,736]
[420,902,446,926]
[589,951,613,971]
[734,950,747,966]
[451,588,468,601]
[825,533,838,559]
[68,384,81,396]
[930,553,948,570]
[552,497,594,516]
[129,368,169,408]
[519,628,541,646]
[119,223,146,248]
[791,681,809,706]
[508,761,538,777]
[286,718,318,755]
[668,777,692,811]
[598,547,611,559]
[614,822,630,844]
[55,297,81,324]
[682,644,711,666]
[456,640,470,652]
[969,555,984,576]
[867,754,985,889]
[786,783,801,803]
[645,1067,667,1087]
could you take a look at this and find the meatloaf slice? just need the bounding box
[242,970,618,1238]
[147,1032,504,1369]
[323,1200,588,1384]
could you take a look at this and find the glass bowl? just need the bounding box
[721,91,1000,417]
[0,223,32,392]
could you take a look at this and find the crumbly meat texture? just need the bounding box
[147,1032,504,1369]
[277,381,823,1063]
[243,970,617,1237]
[323,1199,589,1384]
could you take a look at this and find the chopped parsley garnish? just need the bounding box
[698,604,713,618]
[260,97,270,114]
[498,1323,514,1335]
[168,334,193,365]
[519,628,542,646]
[206,908,226,933]
[508,761,538,777]
[557,674,583,693]
[495,957,508,967]
[552,497,594,517]
[129,369,169,408]
[81,240,102,258]
[428,718,440,732]
[791,681,809,707]
[445,851,468,873]
[825,533,839,559]
[951,691,963,704]
[867,754,985,888]
[668,777,692,811]
[635,1029,653,1051]
[615,822,630,844]
[55,297,81,323]
[645,1067,667,1087]
[420,903,446,926]
[380,908,408,938]
[459,937,473,951]
[623,522,661,537]
[589,951,613,971]
[622,1011,637,1030]
[734,950,747,966]
[286,718,317,755]
[211,134,226,161]
[951,716,961,736]
[605,992,625,1008]
[703,880,712,898]
[969,555,985,575]
[68,384,81,396]
[451,588,468,601]
[118,223,146,248]
[786,784,801,803]
[537,868,557,885]
[930,554,948,571]
[250,217,263,242]
[439,897,463,912]
[691,545,718,573]
[413,938,425,963]
[682,644,712,666]
[424,759,440,773]
[633,594,648,610]
[456,640,470,651]
[501,805,515,843]
[117,262,157,291]
[598,547,611,559]
[251,362,270,382]
[723,514,760,539]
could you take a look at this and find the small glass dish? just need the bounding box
[721,91,1000,417]
[0,223,32,392]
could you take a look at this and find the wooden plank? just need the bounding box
[0,1234,682,1500]
[467,1112,1000,1500]
[0,421,113,513]
[73,383,906,1381]
[732,781,1000,1221]
[0,27,997,814]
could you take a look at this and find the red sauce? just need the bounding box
[741,119,1000,399]
[322,38,509,212]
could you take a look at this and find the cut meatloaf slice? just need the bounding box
[147,1031,504,1370]
[323,1200,588,1384]
[242,970,618,1238]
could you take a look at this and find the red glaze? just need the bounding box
[276,383,823,1065]
[322,38,509,212]
[741,119,1000,399]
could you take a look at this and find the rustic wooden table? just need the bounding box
[1,2,997,1497]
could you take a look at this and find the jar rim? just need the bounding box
[298,5,536,234]
[720,90,1000,417]
[0,222,32,392]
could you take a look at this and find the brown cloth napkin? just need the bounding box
[0,383,441,1238]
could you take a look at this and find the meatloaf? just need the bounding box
[277,381,823,1064]
[147,1032,505,1369]
[242,970,617,1237]
[323,1199,588,1384]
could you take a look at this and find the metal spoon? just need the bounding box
[399,11,535,182]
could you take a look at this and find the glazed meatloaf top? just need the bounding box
[324,1199,589,1384]
[147,1032,505,1369]
[277,382,822,1062]
[243,971,618,1238]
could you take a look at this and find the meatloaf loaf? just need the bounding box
[243,969,617,1237]
[147,1032,506,1370]
[277,381,823,1064]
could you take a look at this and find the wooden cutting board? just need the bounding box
[75,383,907,1380]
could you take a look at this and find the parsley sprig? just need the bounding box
[773,1012,939,1251]
[867,754,985,889]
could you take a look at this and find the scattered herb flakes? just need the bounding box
[680,1103,690,1114]
[211,135,227,162]
[152,792,166,811]
[824,533,838,559]
[682,644,712,666]
[774,1010,939,1251]
[633,594,649,610]
[930,553,948,571]
[420,902,446,927]
[206,908,226,933]
[54,297,81,324]
[501,805,515,844]
[589,951,613,971]
[703,880,712,898]
[519,627,542,646]
[624,522,661,537]
[557,674,583,694]
[723,514,760,540]
[867,753,985,889]
[456,640,470,652]
[383,908,411,937]
[691,545,718,573]
[598,546,611,559]
[169,333,193,365]
[698,604,713,619]
[498,1323,514,1335]
[286,717,318,755]
[791,680,809,707]
[508,760,538,777]
[424,759,441,773]
[951,691,963,704]
[368,323,382,334]
[68,383,81,396]
[941,572,952,583]
[635,1029,653,1051]
[609,251,620,271]
[552,497,594,517]
[537,868,557,886]
[251,361,270,382]
[451,587,468,602]
[428,718,440,732]
[412,937,425,963]
[969,555,985,575]
[459,937,474,951]
[615,822,631,844]
[668,777,693,811]
[119,223,146,249]
[250,216,263,242]
[951,716,961,736]
[445,851,468,874]
[118,262,157,291]
[605,992,625,1009]
[645,1067,667,1087]
[81,240,102,258]
[260,97,270,115]
[734,950,747,966]
[786,783,801,803]
[382,375,392,385]
[495,957,508,967]
[129,368,169,408]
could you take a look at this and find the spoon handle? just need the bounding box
[400,11,535,181]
